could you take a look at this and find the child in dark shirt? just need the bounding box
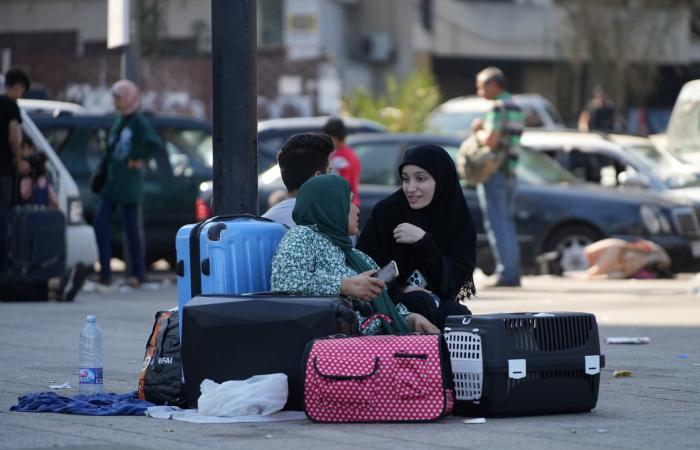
[19,147,58,207]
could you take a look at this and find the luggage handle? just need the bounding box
[206,214,274,224]
[187,214,274,298]
[484,354,606,374]
[313,356,380,381]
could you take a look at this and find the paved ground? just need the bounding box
[1,274,699,450]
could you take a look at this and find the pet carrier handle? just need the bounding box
[484,354,605,376]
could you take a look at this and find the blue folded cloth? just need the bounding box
[10,391,154,416]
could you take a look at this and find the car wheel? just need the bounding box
[543,225,603,275]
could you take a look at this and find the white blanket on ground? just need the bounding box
[146,406,307,423]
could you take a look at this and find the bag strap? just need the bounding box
[359,313,393,333]
[494,99,509,150]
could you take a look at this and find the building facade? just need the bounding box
[2,0,699,122]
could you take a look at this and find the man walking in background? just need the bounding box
[472,67,524,287]
[323,117,361,207]
[578,85,616,133]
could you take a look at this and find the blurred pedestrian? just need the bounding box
[472,67,524,287]
[93,80,161,288]
[578,86,616,133]
[0,69,30,272]
[323,117,361,207]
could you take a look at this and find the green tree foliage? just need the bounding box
[342,71,441,133]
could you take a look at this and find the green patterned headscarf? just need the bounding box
[293,175,410,334]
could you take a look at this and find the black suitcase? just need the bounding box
[6,205,66,282]
[443,312,605,417]
[181,294,357,409]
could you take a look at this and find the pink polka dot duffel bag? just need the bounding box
[302,334,455,423]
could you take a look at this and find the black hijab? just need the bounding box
[357,144,477,301]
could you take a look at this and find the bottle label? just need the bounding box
[79,367,103,385]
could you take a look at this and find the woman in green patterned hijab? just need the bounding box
[271,174,437,334]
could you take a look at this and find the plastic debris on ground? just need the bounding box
[197,374,288,417]
[687,273,700,295]
[597,429,609,433]
[48,382,71,389]
[605,337,650,345]
[613,370,633,377]
[146,406,306,423]
[463,418,486,424]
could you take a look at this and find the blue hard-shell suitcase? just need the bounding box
[175,214,287,336]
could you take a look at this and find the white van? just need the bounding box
[666,79,700,165]
[18,108,98,268]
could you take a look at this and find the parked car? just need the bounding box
[18,107,98,269]
[257,116,386,173]
[521,130,700,210]
[31,114,213,266]
[665,79,700,165]
[426,93,565,139]
[18,99,86,117]
[198,116,387,212]
[258,134,700,274]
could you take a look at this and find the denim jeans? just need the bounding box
[477,171,521,282]
[93,197,144,282]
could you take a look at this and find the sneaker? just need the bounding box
[63,263,91,302]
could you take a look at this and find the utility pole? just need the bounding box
[122,0,140,83]
[211,0,258,215]
[108,0,139,83]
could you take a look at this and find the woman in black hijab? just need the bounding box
[357,144,476,328]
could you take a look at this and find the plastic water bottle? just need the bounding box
[79,315,103,394]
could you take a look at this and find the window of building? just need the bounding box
[259,0,284,46]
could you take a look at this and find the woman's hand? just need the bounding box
[393,223,426,244]
[340,270,385,301]
[403,285,432,294]
[408,313,440,333]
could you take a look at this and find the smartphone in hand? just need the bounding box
[372,260,399,283]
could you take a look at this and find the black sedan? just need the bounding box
[258,134,700,274]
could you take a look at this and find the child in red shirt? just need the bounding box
[323,118,361,207]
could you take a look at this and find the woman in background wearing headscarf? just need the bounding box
[357,144,476,329]
[270,174,438,335]
[92,80,161,288]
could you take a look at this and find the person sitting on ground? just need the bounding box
[262,133,334,228]
[19,141,58,208]
[270,174,439,335]
[0,137,89,302]
[357,144,476,329]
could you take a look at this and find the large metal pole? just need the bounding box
[121,0,140,83]
[211,0,258,215]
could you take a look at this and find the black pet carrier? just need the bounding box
[443,312,605,417]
